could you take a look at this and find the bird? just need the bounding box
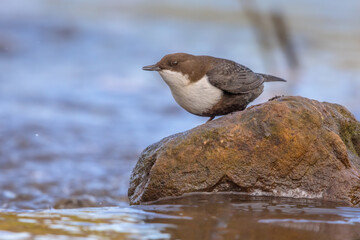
[143,53,286,122]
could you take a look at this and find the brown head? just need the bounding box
[143,53,214,82]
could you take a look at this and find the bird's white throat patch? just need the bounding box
[159,70,223,115]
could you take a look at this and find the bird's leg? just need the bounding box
[206,116,215,123]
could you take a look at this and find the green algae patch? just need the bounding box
[339,120,360,157]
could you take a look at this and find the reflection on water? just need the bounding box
[0,194,360,239]
[141,194,360,240]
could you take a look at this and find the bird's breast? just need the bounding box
[159,70,223,116]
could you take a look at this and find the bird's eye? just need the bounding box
[170,61,178,66]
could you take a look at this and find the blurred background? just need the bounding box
[0,0,359,209]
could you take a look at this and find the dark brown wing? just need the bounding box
[207,60,264,94]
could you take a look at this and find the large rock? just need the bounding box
[128,96,360,205]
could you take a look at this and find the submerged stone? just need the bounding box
[128,96,360,205]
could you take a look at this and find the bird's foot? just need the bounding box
[268,95,284,101]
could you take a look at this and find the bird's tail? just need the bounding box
[258,73,287,82]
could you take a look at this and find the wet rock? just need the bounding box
[128,96,360,206]
[53,196,98,209]
[0,36,17,55]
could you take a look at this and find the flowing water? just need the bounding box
[1,195,360,240]
[0,0,360,239]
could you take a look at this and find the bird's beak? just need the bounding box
[142,64,161,71]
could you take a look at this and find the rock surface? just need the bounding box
[128,96,360,205]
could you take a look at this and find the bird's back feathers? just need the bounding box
[207,60,264,94]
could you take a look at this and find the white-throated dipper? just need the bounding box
[143,53,286,121]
